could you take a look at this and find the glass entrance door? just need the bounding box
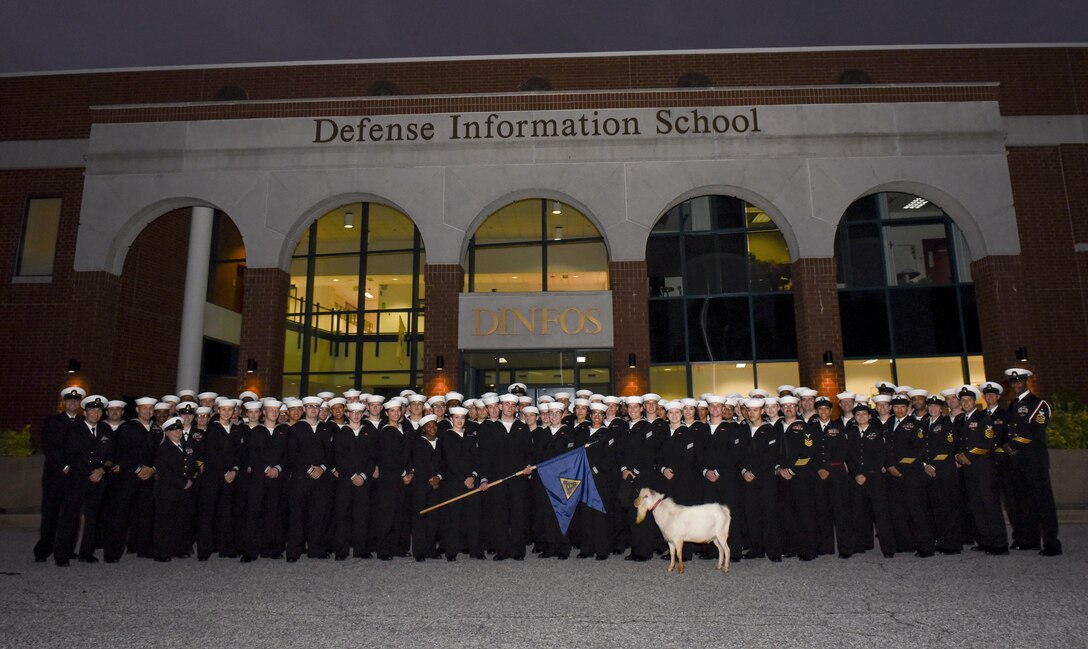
[462,350,612,399]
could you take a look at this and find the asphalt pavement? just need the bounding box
[0,526,1085,649]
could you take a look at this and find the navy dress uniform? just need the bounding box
[35,386,85,562]
[285,398,336,561]
[886,395,935,557]
[476,398,534,561]
[846,403,897,558]
[618,402,666,561]
[531,405,575,559]
[243,404,289,562]
[197,413,244,559]
[739,399,784,561]
[954,387,1008,554]
[104,398,160,562]
[153,417,196,561]
[1003,368,1062,555]
[437,408,483,560]
[812,399,854,558]
[698,409,749,558]
[922,397,962,554]
[574,405,617,560]
[54,395,109,566]
[779,404,818,561]
[409,415,445,560]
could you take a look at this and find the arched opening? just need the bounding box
[835,191,983,396]
[646,194,797,398]
[283,202,425,397]
[115,208,246,396]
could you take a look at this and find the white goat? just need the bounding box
[634,487,732,574]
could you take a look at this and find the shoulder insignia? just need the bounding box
[946,433,954,443]
[984,427,994,439]
[804,438,813,447]
[1036,412,1047,424]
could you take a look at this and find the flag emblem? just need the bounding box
[560,477,581,500]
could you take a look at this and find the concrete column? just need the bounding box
[176,206,214,392]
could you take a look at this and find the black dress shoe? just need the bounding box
[79,556,99,564]
[595,554,608,560]
[335,555,347,561]
[154,557,171,563]
[883,552,895,559]
[556,554,568,560]
[799,555,817,562]
[624,554,649,562]
[970,545,987,552]
[512,555,525,561]
[936,548,961,556]
[577,552,592,559]
[768,556,782,563]
[240,556,256,563]
[221,552,240,559]
[915,551,935,558]
[268,554,284,560]
[1039,547,1063,557]
[198,556,210,562]
[55,559,70,567]
[311,553,330,560]
[34,557,47,563]
[398,552,412,558]
[984,546,1009,556]
[286,557,299,563]
[1011,543,1041,551]
[415,557,426,562]
[105,558,119,564]
[538,552,554,559]
[838,553,853,559]
[472,553,486,560]
[492,555,505,561]
[175,553,191,559]
[446,555,457,562]
[378,554,393,561]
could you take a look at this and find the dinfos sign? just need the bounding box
[458,292,614,350]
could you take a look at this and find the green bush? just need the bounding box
[1047,391,1088,450]
[0,426,33,457]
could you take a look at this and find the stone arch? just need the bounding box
[103,196,229,276]
[458,188,611,264]
[646,185,801,262]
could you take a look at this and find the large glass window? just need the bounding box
[462,350,612,399]
[284,202,424,395]
[837,192,981,394]
[207,211,246,312]
[15,197,62,278]
[647,195,796,396]
[466,199,608,292]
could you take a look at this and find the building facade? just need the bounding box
[2,46,1086,431]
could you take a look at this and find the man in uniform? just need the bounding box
[886,394,935,557]
[104,396,160,562]
[847,402,897,558]
[285,396,334,561]
[955,386,1008,555]
[922,394,961,554]
[1003,368,1061,556]
[54,395,110,566]
[477,394,534,560]
[34,386,85,562]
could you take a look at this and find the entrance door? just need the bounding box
[462,350,612,398]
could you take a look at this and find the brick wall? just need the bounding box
[610,261,650,396]
[1006,146,1088,398]
[111,208,189,398]
[1,47,1085,140]
[0,168,84,439]
[422,264,463,395]
[791,258,845,396]
[970,255,1027,385]
[236,267,290,398]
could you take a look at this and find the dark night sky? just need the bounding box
[1,0,1085,74]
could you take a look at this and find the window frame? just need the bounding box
[14,196,63,281]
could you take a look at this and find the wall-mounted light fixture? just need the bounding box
[552,201,562,215]
[822,350,834,366]
[343,210,354,229]
[436,355,445,371]
[628,353,637,369]
[246,358,258,374]
[1015,346,1029,363]
[67,358,81,374]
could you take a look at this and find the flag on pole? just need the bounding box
[534,446,605,535]
[395,316,406,365]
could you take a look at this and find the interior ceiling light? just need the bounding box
[498,357,508,364]
[364,291,374,299]
[576,356,587,363]
[343,210,354,228]
[553,225,563,241]
[736,363,746,368]
[863,359,879,364]
[552,201,562,215]
[903,197,929,210]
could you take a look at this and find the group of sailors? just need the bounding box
[33,366,1061,567]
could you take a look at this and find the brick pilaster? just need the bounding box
[791,258,844,396]
[236,267,290,398]
[610,261,651,396]
[423,264,464,395]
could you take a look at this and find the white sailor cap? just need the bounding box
[302,396,323,406]
[724,398,739,408]
[522,406,540,415]
[214,396,230,407]
[677,398,694,407]
[958,385,981,399]
[499,394,520,404]
[153,402,170,411]
[743,398,765,409]
[177,389,197,399]
[262,399,283,409]
[407,394,425,403]
[445,391,464,402]
[871,394,892,404]
[328,397,347,406]
[242,400,262,411]
[161,395,181,404]
[589,394,605,402]
[107,399,127,409]
[663,400,684,412]
[779,395,800,405]
[642,393,662,402]
[448,407,468,416]
[706,395,725,405]
[981,381,1004,395]
[777,385,797,395]
[427,395,446,406]
[482,395,500,406]
[400,389,416,398]
[626,395,644,405]
[134,397,157,407]
[418,414,438,427]
[81,395,107,410]
[538,395,555,404]
[315,391,334,400]
[575,389,593,398]
[796,388,818,398]
[602,396,620,405]
[383,399,404,410]
[197,392,218,401]
[61,386,87,400]
[278,404,287,412]
[519,396,532,405]
[367,395,386,404]
[195,406,213,415]
[836,392,855,401]
[748,389,770,399]
[896,385,914,395]
[941,388,959,398]
[573,398,591,407]
[763,397,779,406]
[907,389,928,398]
[343,389,362,399]
[1004,368,1033,381]
[547,402,567,412]
[589,403,607,413]
[285,398,304,409]
[875,381,897,392]
[346,402,365,412]
[480,392,498,400]
[239,391,259,402]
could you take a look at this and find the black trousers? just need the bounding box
[411,481,442,558]
[782,470,818,559]
[197,475,238,558]
[703,473,746,554]
[286,472,332,559]
[55,475,105,562]
[245,473,284,559]
[332,477,370,558]
[851,472,897,555]
[373,477,410,557]
[440,480,481,558]
[822,467,855,554]
[482,477,529,558]
[963,457,1007,549]
[925,461,962,552]
[34,465,66,560]
[532,476,570,556]
[1011,453,1061,551]
[743,473,782,559]
[104,472,153,561]
[153,491,187,559]
[577,485,614,558]
[888,467,936,553]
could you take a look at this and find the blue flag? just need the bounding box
[534,446,606,535]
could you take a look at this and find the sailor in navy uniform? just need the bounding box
[846,402,897,558]
[618,397,665,561]
[1003,368,1061,556]
[438,406,483,561]
[778,395,818,561]
[922,394,961,554]
[886,394,935,557]
[54,395,109,566]
[954,386,1008,555]
[153,417,196,561]
[739,398,784,561]
[35,386,85,562]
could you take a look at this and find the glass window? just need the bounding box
[285,202,424,394]
[16,197,62,277]
[885,222,954,286]
[889,286,963,356]
[467,199,608,292]
[894,356,968,394]
[207,212,246,312]
[691,362,755,398]
[646,194,796,396]
[843,359,894,400]
[754,361,800,394]
[649,365,689,400]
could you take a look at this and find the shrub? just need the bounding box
[0,426,33,457]
[1047,391,1088,450]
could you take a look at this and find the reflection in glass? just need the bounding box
[895,356,968,394]
[650,365,689,400]
[691,363,755,399]
[843,359,894,399]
